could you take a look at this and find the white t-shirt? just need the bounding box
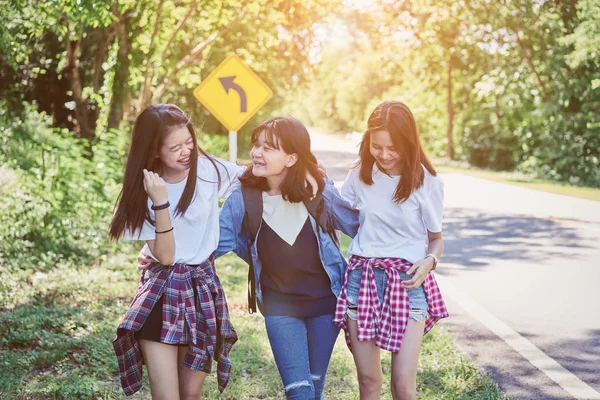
[124,156,245,264]
[342,165,444,264]
[261,192,309,246]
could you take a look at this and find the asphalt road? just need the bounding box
[310,130,600,399]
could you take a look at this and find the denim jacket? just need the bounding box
[215,179,359,313]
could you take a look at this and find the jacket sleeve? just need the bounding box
[216,190,251,263]
[341,169,357,206]
[322,179,360,238]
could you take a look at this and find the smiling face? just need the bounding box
[158,126,194,180]
[369,129,401,175]
[250,130,297,181]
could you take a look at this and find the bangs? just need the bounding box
[251,120,281,149]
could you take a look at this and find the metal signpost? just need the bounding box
[193,54,273,162]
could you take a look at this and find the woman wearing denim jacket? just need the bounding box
[216,116,359,400]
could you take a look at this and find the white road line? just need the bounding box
[436,274,600,400]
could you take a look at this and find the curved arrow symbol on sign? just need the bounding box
[219,76,247,113]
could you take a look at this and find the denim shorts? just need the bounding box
[345,267,430,322]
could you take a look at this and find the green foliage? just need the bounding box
[279,0,600,187]
[563,0,600,71]
[197,130,229,160]
[0,103,248,273]
[0,104,126,271]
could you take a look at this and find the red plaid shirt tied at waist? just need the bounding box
[113,256,238,396]
[333,255,449,353]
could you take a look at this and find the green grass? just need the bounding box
[437,162,600,202]
[0,241,506,399]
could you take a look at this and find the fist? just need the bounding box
[143,169,168,205]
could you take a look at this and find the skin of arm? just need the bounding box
[146,208,175,266]
[402,230,443,289]
[143,169,175,266]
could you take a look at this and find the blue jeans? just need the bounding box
[346,267,430,321]
[264,314,340,399]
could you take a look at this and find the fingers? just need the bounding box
[143,169,168,204]
[402,275,419,289]
[402,263,427,289]
[143,169,160,190]
[137,253,154,270]
[402,277,423,289]
[143,169,163,184]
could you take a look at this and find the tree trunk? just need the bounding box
[66,39,95,144]
[447,57,454,160]
[107,8,131,131]
[91,28,113,93]
[138,0,165,111]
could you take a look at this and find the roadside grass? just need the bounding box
[0,238,506,399]
[436,162,600,202]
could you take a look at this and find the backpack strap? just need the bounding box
[240,185,340,313]
[303,193,329,233]
[240,185,263,313]
[241,185,263,243]
[304,193,341,250]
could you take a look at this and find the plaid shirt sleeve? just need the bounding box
[113,258,238,396]
[334,256,449,353]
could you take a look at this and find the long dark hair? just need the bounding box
[239,116,324,202]
[109,104,221,239]
[357,100,436,203]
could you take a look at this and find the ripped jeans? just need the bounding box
[345,267,430,322]
[264,314,340,399]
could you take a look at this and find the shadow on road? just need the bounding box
[442,208,595,268]
[525,328,600,391]
[440,302,575,400]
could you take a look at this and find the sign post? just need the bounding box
[193,54,273,162]
[228,130,237,163]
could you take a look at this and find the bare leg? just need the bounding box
[390,319,425,400]
[177,346,208,400]
[347,318,383,400]
[139,339,180,400]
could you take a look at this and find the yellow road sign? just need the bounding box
[193,54,273,132]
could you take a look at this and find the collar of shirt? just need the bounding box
[262,192,309,246]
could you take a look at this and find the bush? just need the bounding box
[0,104,240,272]
[460,108,522,171]
[0,104,126,271]
[518,107,600,187]
[197,131,229,159]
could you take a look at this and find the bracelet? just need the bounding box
[156,227,174,234]
[425,253,439,270]
[151,201,170,210]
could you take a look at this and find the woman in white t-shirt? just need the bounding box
[109,104,245,398]
[333,101,449,400]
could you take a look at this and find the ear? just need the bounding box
[286,153,298,168]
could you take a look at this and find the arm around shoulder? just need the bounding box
[323,179,359,238]
[216,189,250,263]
